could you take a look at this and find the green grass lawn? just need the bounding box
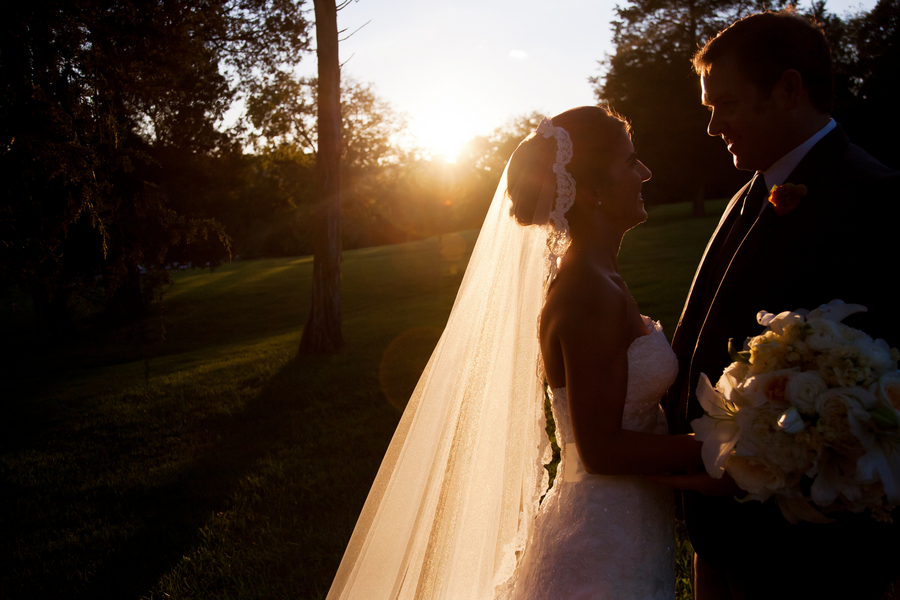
[1,200,727,600]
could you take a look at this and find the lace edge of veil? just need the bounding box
[493,117,575,599]
[536,117,576,286]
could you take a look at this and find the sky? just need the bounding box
[302,0,879,160]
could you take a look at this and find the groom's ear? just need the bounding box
[774,69,805,111]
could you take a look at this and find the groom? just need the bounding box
[666,9,900,600]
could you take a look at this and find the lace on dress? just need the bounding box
[501,317,679,600]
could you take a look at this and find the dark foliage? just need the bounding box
[0,0,310,335]
[594,0,785,209]
[825,0,900,169]
[594,0,900,207]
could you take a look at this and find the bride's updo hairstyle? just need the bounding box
[507,106,631,227]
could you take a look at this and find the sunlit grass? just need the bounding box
[1,201,728,599]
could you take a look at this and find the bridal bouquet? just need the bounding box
[693,300,900,524]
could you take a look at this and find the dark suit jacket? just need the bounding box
[667,125,900,595]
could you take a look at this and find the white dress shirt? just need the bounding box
[762,119,836,191]
[747,119,835,217]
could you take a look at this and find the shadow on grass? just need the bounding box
[3,346,400,600]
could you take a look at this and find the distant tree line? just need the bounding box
[3,0,897,338]
[595,0,900,210]
[1,0,310,335]
[0,0,509,337]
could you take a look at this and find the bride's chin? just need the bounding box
[635,206,648,224]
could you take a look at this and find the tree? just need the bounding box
[450,112,544,227]
[594,0,787,212]
[299,0,343,354]
[0,0,310,335]
[823,0,900,169]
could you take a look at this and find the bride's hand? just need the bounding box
[643,471,744,497]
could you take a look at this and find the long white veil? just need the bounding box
[326,114,583,599]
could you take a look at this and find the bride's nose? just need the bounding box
[638,160,651,182]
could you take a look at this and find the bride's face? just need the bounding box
[595,131,652,226]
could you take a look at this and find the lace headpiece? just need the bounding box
[535,118,577,283]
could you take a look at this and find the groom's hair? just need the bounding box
[693,8,834,113]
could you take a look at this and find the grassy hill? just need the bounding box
[1,200,727,599]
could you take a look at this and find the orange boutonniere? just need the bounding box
[767,183,807,216]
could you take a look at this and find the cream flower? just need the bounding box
[785,370,827,415]
[817,346,878,388]
[857,442,900,504]
[694,300,900,522]
[876,371,900,411]
[855,337,897,377]
[725,454,785,500]
[720,360,750,387]
[737,369,796,408]
[815,388,875,455]
[806,318,841,352]
[806,299,867,323]
[809,445,862,507]
[736,403,815,474]
[777,406,805,434]
[692,373,741,478]
[757,310,804,336]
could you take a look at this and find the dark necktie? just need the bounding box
[709,173,769,296]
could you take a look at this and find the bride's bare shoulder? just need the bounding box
[540,267,633,388]
[541,268,630,338]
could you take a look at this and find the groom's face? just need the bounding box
[701,54,786,172]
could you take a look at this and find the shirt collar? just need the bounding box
[762,119,836,190]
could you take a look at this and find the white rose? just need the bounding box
[855,337,897,378]
[735,403,816,475]
[737,369,796,408]
[726,454,785,498]
[815,388,875,454]
[735,404,776,454]
[876,371,900,411]
[806,318,841,352]
[785,371,827,414]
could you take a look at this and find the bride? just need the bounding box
[326,106,703,600]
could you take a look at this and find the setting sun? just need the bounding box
[411,93,491,162]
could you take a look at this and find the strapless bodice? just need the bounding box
[500,316,678,599]
[550,316,678,482]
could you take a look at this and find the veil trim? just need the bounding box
[326,118,583,600]
[535,117,576,285]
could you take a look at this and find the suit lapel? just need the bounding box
[672,182,748,354]
[678,125,852,428]
[701,200,778,340]
[703,126,849,334]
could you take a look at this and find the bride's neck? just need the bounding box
[565,226,624,272]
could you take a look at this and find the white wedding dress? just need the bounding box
[504,317,678,600]
[327,119,678,600]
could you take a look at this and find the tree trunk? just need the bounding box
[299,0,343,354]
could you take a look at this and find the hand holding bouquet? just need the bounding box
[693,300,900,523]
